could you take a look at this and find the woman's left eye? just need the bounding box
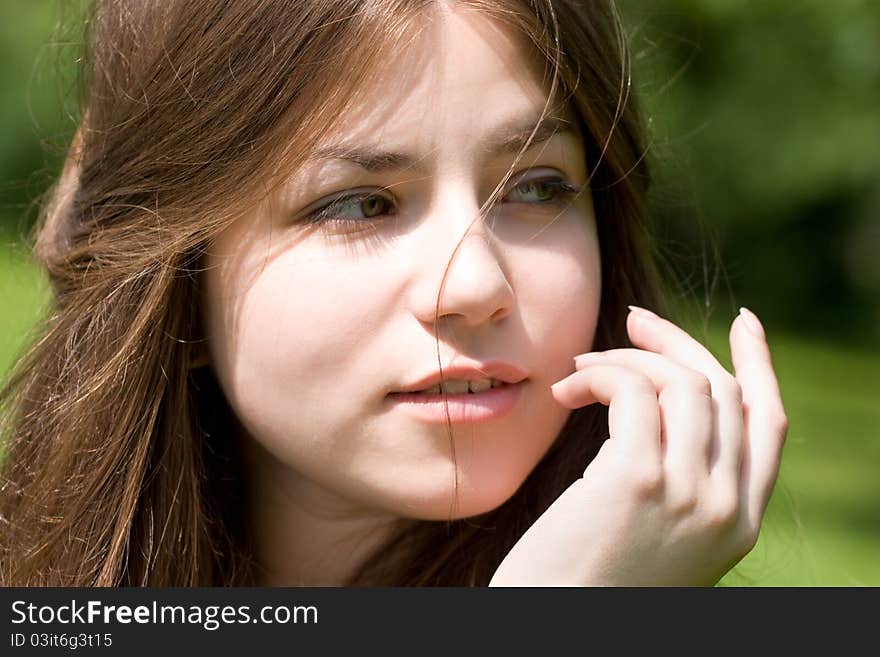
[503,176,582,205]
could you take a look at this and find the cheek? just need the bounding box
[515,225,601,356]
[203,245,400,419]
[204,244,387,421]
[200,247,406,486]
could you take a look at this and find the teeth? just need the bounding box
[467,378,492,393]
[441,379,471,394]
[415,378,502,395]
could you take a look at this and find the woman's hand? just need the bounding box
[489,306,788,586]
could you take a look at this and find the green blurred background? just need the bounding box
[1,2,878,585]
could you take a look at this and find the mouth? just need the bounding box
[390,378,509,396]
[385,380,527,424]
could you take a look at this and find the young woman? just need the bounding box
[0,0,787,586]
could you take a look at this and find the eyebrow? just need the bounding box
[307,113,576,175]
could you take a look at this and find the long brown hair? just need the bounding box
[0,0,667,586]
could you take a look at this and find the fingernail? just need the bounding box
[739,307,766,340]
[628,304,657,319]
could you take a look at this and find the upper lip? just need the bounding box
[390,361,529,394]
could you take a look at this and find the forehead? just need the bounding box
[311,5,564,162]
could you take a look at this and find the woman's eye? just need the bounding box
[503,176,582,205]
[305,191,395,225]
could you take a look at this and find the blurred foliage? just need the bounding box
[622,0,880,345]
[0,2,78,243]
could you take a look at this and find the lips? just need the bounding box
[390,361,529,396]
[386,379,526,423]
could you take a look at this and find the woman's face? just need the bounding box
[202,6,601,520]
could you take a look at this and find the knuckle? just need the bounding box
[624,373,657,398]
[667,488,699,517]
[707,492,740,530]
[685,372,713,397]
[629,465,664,500]
[718,377,743,403]
[774,412,790,437]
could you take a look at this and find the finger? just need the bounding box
[730,307,788,524]
[625,306,745,489]
[626,305,730,379]
[574,349,713,475]
[551,364,662,467]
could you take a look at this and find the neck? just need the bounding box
[243,440,401,587]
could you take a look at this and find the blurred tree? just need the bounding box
[623,0,880,344]
[0,2,77,241]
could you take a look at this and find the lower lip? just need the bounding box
[386,382,526,424]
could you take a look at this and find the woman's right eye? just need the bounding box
[304,190,396,226]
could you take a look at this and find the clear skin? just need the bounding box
[202,5,787,586]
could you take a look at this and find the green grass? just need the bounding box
[1,239,878,586]
[713,326,880,586]
[0,233,50,379]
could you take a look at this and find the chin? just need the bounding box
[388,464,528,522]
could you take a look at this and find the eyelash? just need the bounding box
[302,175,582,228]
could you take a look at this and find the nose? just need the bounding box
[408,203,515,330]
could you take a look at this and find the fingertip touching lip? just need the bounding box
[390,361,529,395]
